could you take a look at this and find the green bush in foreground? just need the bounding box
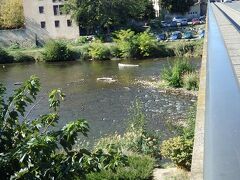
[0,76,128,179]
[43,41,74,62]
[88,40,111,60]
[183,72,199,91]
[0,47,13,63]
[96,100,161,158]
[161,59,194,88]
[160,106,196,171]
[86,155,155,180]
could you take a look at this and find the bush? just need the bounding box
[43,41,74,62]
[95,100,161,158]
[113,29,137,58]
[183,72,199,90]
[160,106,196,171]
[161,59,194,88]
[161,136,193,171]
[0,76,128,179]
[12,52,35,62]
[135,31,158,58]
[0,47,13,63]
[86,155,155,180]
[88,40,111,60]
[75,36,88,45]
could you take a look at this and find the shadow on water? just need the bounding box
[0,57,200,143]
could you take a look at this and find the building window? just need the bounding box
[67,20,72,27]
[40,21,46,28]
[53,5,64,15]
[55,20,60,27]
[39,6,44,14]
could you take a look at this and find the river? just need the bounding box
[0,57,200,143]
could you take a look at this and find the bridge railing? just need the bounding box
[191,2,240,180]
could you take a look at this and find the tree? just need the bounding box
[64,0,155,34]
[0,0,24,29]
[160,0,195,14]
[0,76,127,179]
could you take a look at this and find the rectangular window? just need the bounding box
[53,5,64,15]
[40,21,46,28]
[39,6,44,14]
[55,20,60,27]
[53,5,58,15]
[67,19,72,27]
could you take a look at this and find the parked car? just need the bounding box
[172,16,185,23]
[183,31,193,39]
[168,21,178,27]
[199,16,206,23]
[170,31,182,40]
[198,30,205,38]
[192,18,200,25]
[223,0,232,2]
[180,18,188,26]
[156,33,167,41]
[161,21,168,27]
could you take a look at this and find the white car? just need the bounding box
[223,0,232,3]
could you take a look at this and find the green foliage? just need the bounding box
[160,106,196,171]
[86,155,155,180]
[0,47,13,63]
[161,136,193,171]
[161,59,194,88]
[0,0,24,29]
[183,72,199,91]
[64,0,155,34]
[173,42,195,57]
[75,36,88,45]
[88,40,111,60]
[135,30,158,57]
[96,100,161,158]
[43,41,74,62]
[160,0,195,14]
[0,76,128,179]
[113,29,137,58]
[12,52,35,63]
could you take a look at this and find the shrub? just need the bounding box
[113,29,137,58]
[161,59,194,88]
[0,76,128,179]
[0,47,13,63]
[86,155,155,180]
[160,106,196,171]
[43,41,74,62]
[95,100,161,158]
[161,136,193,171]
[12,52,35,62]
[135,31,158,58]
[75,36,88,45]
[88,40,111,60]
[183,72,199,90]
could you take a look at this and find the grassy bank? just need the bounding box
[1,39,203,64]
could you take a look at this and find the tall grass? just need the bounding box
[161,59,194,88]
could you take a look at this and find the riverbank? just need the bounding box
[1,39,203,64]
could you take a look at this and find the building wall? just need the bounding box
[23,0,79,43]
[152,0,160,17]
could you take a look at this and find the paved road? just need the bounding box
[224,1,240,11]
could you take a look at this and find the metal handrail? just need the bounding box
[204,3,240,180]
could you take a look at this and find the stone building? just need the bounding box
[23,0,79,44]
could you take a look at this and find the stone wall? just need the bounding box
[0,28,35,47]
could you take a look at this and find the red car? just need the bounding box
[192,18,200,25]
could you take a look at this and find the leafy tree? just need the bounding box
[0,0,24,29]
[160,0,195,14]
[64,0,155,34]
[0,76,128,179]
